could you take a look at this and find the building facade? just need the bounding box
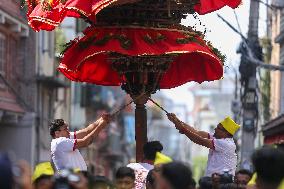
[263,1,284,145]
[0,0,36,166]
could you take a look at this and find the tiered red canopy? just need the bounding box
[26,0,242,31]
[58,26,224,88]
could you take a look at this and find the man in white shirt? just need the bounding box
[167,114,240,177]
[49,114,111,172]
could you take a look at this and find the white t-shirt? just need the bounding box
[127,162,154,189]
[51,131,87,171]
[205,134,237,176]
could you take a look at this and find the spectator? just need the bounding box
[32,162,54,189]
[199,176,212,189]
[156,162,195,189]
[0,153,13,189]
[146,170,156,189]
[115,166,135,189]
[252,147,284,189]
[93,175,113,189]
[127,141,163,189]
[219,183,246,189]
[234,169,252,186]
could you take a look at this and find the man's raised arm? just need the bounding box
[75,115,110,149]
[75,114,111,139]
[167,113,214,149]
[167,113,209,138]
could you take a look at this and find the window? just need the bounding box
[0,33,6,74]
[280,43,284,64]
[281,9,284,33]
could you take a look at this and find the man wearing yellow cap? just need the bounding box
[167,114,240,176]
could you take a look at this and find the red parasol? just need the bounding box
[58,26,224,88]
[26,0,242,31]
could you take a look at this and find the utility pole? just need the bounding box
[238,0,261,170]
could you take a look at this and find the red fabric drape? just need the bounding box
[194,0,242,15]
[27,0,242,31]
[58,27,223,88]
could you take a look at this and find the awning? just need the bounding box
[0,100,25,114]
[264,132,284,144]
[262,114,284,144]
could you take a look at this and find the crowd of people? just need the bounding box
[1,114,284,189]
[1,143,284,189]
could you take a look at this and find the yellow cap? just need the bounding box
[247,173,257,186]
[32,162,54,182]
[154,152,173,165]
[278,179,284,189]
[220,117,240,135]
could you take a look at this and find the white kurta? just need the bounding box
[51,132,87,171]
[205,134,237,176]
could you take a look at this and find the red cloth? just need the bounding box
[27,0,117,31]
[58,27,223,88]
[195,0,242,14]
[27,0,242,31]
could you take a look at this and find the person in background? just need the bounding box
[145,151,173,189]
[93,175,113,189]
[32,162,54,189]
[199,176,212,189]
[167,114,240,177]
[252,147,284,189]
[115,166,135,189]
[127,141,163,189]
[146,170,156,189]
[155,162,195,189]
[234,169,253,186]
[0,153,13,189]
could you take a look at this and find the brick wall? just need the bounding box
[0,0,24,19]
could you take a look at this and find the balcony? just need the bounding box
[0,9,29,37]
[36,75,70,88]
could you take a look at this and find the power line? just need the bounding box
[217,14,284,72]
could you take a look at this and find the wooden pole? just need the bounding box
[133,94,149,162]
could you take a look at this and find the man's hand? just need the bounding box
[167,113,179,124]
[101,113,112,124]
[15,160,32,189]
[167,113,185,133]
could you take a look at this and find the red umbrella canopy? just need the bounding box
[58,26,224,89]
[26,0,242,31]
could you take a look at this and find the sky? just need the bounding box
[162,0,267,112]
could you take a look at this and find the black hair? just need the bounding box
[161,162,194,189]
[252,146,284,185]
[33,175,52,188]
[199,177,212,189]
[49,119,65,138]
[219,183,245,189]
[189,177,196,189]
[220,172,233,184]
[235,169,253,178]
[143,141,163,160]
[115,167,135,180]
[94,175,113,187]
[146,169,155,186]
